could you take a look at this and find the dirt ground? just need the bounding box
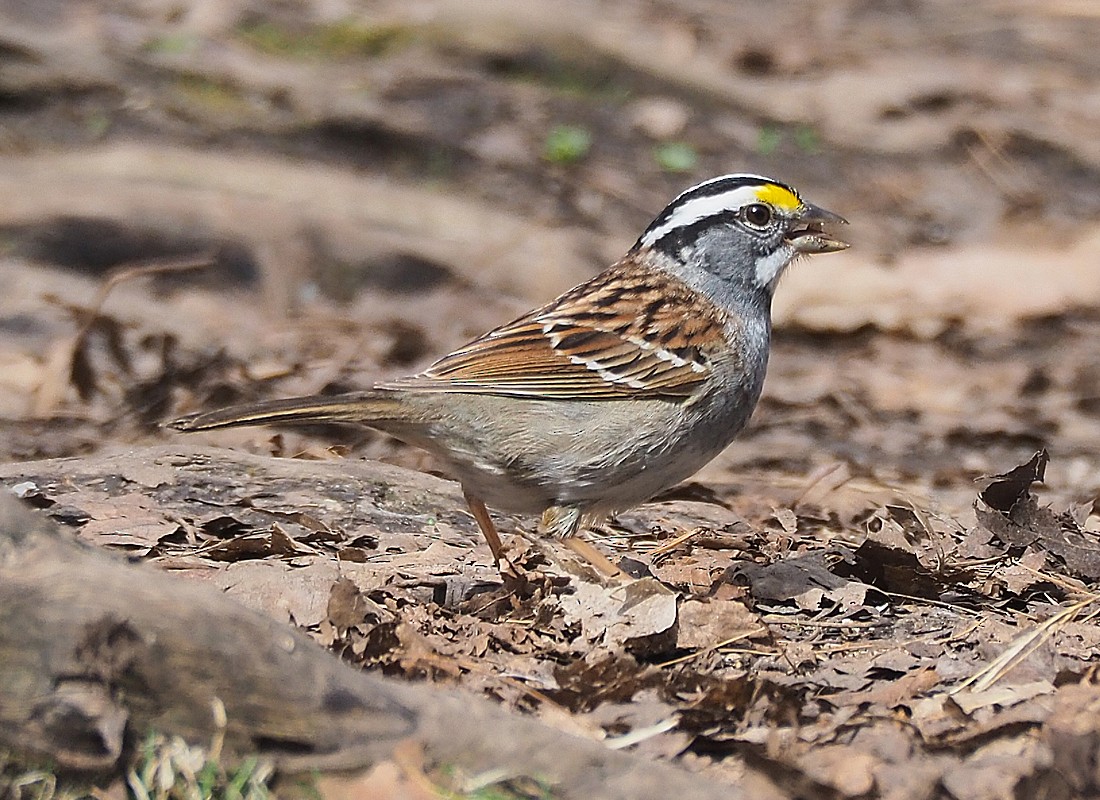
[2,1,1100,798]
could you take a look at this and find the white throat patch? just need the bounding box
[754,243,796,289]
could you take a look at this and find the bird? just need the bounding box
[170,174,848,577]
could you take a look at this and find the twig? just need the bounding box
[32,254,213,416]
[760,616,884,629]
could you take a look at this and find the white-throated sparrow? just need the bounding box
[171,174,848,575]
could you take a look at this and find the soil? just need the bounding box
[1,1,1099,798]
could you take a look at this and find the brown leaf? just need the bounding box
[559,577,677,654]
[978,450,1048,513]
[61,492,182,555]
[975,454,1100,579]
[940,736,1044,800]
[551,654,659,712]
[676,598,765,650]
[1042,683,1100,796]
[828,665,940,710]
[909,694,969,741]
[203,525,305,561]
[327,577,371,631]
[203,559,339,627]
[952,680,1054,715]
[837,539,970,599]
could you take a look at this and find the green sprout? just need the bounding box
[654,141,698,173]
[543,125,592,164]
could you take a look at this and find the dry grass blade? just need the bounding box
[605,717,679,750]
[793,462,852,507]
[648,526,706,557]
[953,595,1100,694]
[655,627,769,668]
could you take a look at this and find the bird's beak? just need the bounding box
[787,202,850,254]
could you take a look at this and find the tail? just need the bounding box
[167,390,408,432]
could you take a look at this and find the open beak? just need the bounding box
[787,202,849,254]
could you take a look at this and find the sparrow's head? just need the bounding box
[635,174,848,297]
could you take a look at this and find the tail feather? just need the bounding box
[167,390,405,432]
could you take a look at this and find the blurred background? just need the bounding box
[1,0,1098,510]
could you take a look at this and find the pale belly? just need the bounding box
[383,387,759,519]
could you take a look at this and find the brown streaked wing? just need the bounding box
[380,262,728,401]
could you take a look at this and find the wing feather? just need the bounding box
[380,261,729,401]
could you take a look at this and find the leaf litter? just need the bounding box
[7,428,1100,798]
[1,1,1100,794]
[5,232,1100,800]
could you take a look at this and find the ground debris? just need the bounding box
[2,3,1100,791]
[976,450,1100,580]
[4,443,1100,799]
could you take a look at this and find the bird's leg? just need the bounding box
[542,506,625,580]
[462,491,520,576]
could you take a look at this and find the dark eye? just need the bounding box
[743,203,773,227]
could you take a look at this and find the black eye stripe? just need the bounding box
[634,174,801,256]
[638,175,795,243]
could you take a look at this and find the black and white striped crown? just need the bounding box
[635,174,803,252]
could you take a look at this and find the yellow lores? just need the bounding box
[755,182,802,213]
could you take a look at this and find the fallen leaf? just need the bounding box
[676,598,765,650]
[559,577,678,654]
[952,680,1055,714]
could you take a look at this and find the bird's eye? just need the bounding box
[742,203,773,227]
